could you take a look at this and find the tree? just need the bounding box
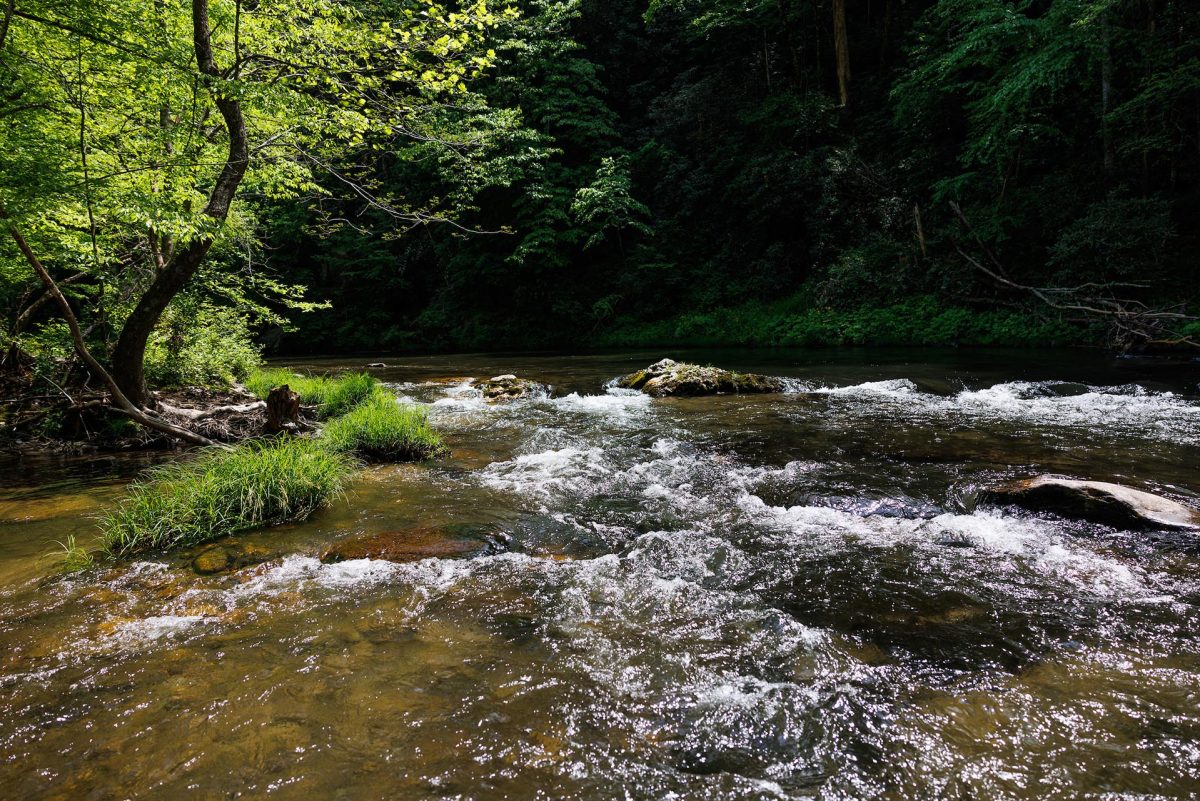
[1,0,509,411]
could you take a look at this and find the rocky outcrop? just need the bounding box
[979,475,1200,530]
[615,358,784,397]
[320,527,487,564]
[475,374,548,401]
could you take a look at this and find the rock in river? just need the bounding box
[475,374,548,401]
[320,527,487,564]
[615,358,784,397]
[191,541,273,575]
[979,475,1200,530]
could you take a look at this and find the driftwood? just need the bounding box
[950,202,1198,351]
[160,400,266,421]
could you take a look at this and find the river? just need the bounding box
[2,348,1199,799]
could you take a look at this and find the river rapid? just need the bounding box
[2,348,1199,800]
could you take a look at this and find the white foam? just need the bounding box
[798,379,1200,444]
[547,388,651,417]
[112,614,208,641]
[481,447,612,501]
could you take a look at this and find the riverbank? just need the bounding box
[275,296,1105,355]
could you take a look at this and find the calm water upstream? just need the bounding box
[2,348,1200,800]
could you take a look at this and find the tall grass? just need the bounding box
[244,368,378,419]
[98,438,354,557]
[92,374,444,560]
[322,392,446,462]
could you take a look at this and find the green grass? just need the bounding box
[322,391,446,462]
[92,373,444,559]
[54,534,95,572]
[98,438,354,557]
[244,368,378,419]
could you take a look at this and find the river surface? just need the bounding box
[2,348,1200,800]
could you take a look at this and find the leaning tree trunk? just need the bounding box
[110,0,248,409]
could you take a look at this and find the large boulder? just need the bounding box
[320,527,487,564]
[475,374,548,401]
[979,475,1200,530]
[615,358,784,397]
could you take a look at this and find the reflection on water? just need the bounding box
[1,348,1199,799]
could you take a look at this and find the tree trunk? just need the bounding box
[263,385,301,435]
[3,212,219,446]
[1101,11,1115,175]
[109,0,248,408]
[833,0,851,107]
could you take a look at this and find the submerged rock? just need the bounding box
[979,475,1200,530]
[191,541,273,575]
[475,374,548,401]
[320,527,487,564]
[615,358,784,397]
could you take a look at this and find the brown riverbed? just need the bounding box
[2,348,1199,799]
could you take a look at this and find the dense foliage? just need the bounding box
[1,0,510,407]
[273,0,1200,352]
[4,0,1200,392]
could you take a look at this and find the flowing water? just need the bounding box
[2,348,1200,800]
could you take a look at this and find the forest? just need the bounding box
[3,0,1199,398]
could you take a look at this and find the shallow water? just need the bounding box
[2,348,1200,799]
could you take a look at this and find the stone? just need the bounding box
[320,527,487,564]
[475,374,548,401]
[191,548,232,575]
[614,358,785,397]
[191,541,273,575]
[979,475,1200,530]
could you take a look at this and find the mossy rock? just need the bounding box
[475,374,548,401]
[191,541,273,575]
[615,358,784,397]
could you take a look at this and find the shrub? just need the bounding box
[244,368,377,419]
[599,295,1095,348]
[144,302,261,388]
[98,438,354,556]
[322,392,446,462]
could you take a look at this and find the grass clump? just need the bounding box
[54,534,95,572]
[322,391,446,462]
[98,438,354,557]
[244,368,377,419]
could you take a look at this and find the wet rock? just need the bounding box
[615,358,784,397]
[320,527,487,564]
[191,541,273,575]
[979,475,1200,530]
[475,374,547,401]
